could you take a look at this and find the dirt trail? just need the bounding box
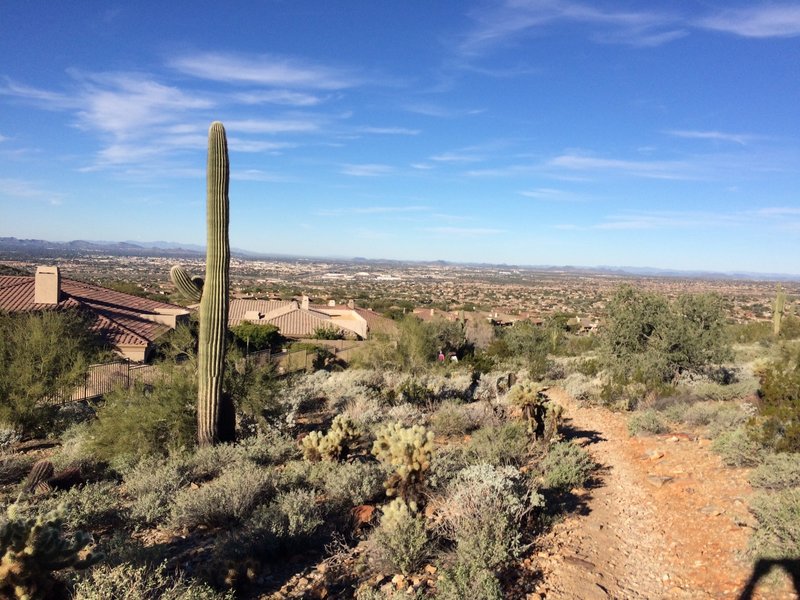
[526,388,798,600]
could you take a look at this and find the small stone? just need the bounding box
[662,573,671,581]
[537,551,549,559]
[646,450,665,461]
[667,436,680,443]
[392,574,406,589]
[647,475,674,487]
[424,564,438,575]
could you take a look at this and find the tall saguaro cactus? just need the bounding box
[171,123,234,445]
[197,121,233,446]
[773,284,787,337]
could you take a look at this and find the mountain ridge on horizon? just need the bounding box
[0,236,797,282]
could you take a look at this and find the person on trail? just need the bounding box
[437,349,445,363]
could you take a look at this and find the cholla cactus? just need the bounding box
[0,504,103,599]
[301,415,362,462]
[372,423,434,509]
[507,382,562,443]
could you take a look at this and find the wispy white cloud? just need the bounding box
[423,226,505,236]
[225,119,318,134]
[0,134,8,143]
[0,178,65,206]
[315,205,429,217]
[665,129,754,145]
[430,151,482,163]
[169,51,356,89]
[410,163,434,170]
[697,5,800,38]
[548,153,692,179]
[459,0,684,54]
[594,210,745,231]
[404,103,484,118]
[519,188,585,202]
[340,163,395,177]
[231,169,291,182]
[358,126,421,135]
[232,89,324,106]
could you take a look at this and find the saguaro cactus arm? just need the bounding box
[773,284,787,336]
[170,265,203,302]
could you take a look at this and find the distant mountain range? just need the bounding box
[0,237,797,281]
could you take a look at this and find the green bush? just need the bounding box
[627,409,669,436]
[437,464,540,570]
[248,489,323,541]
[711,427,766,467]
[122,455,192,525]
[0,310,101,435]
[541,441,596,492]
[34,481,121,531]
[436,558,503,600]
[73,561,233,600]
[87,367,197,462]
[748,489,800,560]
[754,351,800,452]
[749,454,800,490]
[428,445,469,491]
[371,498,430,575]
[431,401,474,437]
[170,465,275,528]
[466,421,529,467]
[309,460,385,508]
[230,321,281,351]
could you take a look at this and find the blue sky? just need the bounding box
[1,1,799,274]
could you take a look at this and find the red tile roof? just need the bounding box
[0,275,186,350]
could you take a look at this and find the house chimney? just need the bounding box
[347,299,355,309]
[301,295,309,311]
[34,266,61,304]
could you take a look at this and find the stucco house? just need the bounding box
[0,266,190,361]
[229,296,396,340]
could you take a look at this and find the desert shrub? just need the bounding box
[689,379,758,402]
[87,368,197,462]
[601,287,731,391]
[0,453,35,485]
[343,395,385,427]
[0,309,100,435]
[428,445,469,491]
[170,465,275,528]
[73,561,233,600]
[711,427,767,467]
[437,464,540,570]
[384,403,425,427]
[748,489,800,559]
[749,454,800,490]
[562,373,602,404]
[230,321,281,352]
[627,409,669,436]
[540,441,596,492]
[0,425,21,450]
[466,421,529,467]
[33,481,121,530]
[122,455,192,525]
[309,460,385,508]
[247,489,323,542]
[753,350,800,452]
[431,401,474,437]
[371,498,430,575]
[436,558,502,600]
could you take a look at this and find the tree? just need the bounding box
[0,310,99,434]
[601,286,730,389]
[231,321,282,351]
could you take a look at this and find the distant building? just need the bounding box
[0,266,190,361]
[228,296,396,339]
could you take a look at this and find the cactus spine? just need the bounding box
[773,284,787,337]
[197,122,233,446]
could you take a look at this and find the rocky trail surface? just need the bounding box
[525,388,798,600]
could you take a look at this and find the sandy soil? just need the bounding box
[524,388,798,600]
